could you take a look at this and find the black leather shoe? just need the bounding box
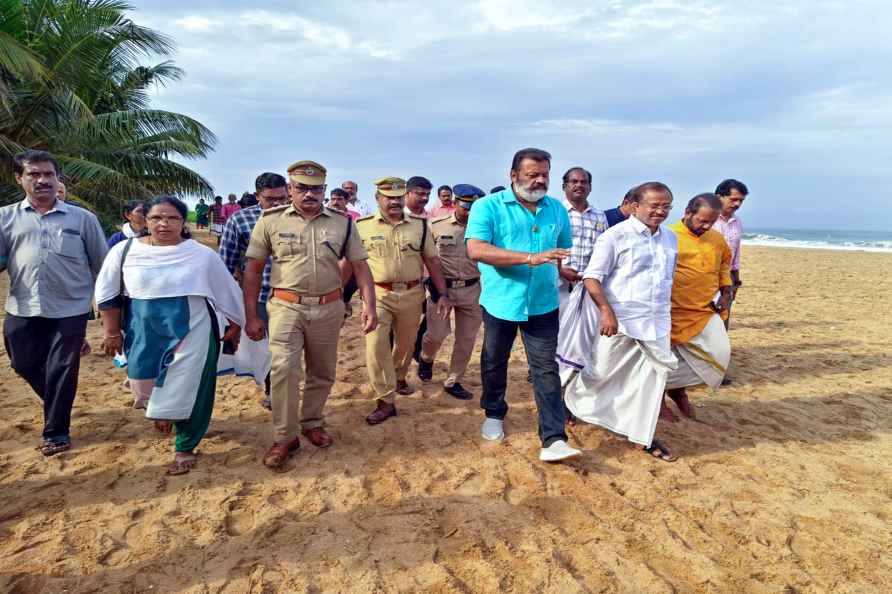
[417,359,433,382]
[444,382,473,400]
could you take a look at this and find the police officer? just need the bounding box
[244,160,378,469]
[356,176,451,424]
[417,184,485,400]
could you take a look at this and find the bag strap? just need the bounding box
[420,217,428,252]
[340,217,352,259]
[119,238,134,297]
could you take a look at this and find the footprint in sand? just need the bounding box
[224,499,255,536]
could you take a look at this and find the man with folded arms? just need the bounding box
[663,193,733,420]
[244,160,377,469]
[563,182,680,462]
[356,177,450,424]
[466,147,581,463]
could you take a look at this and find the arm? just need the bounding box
[243,257,265,340]
[559,264,581,282]
[84,214,110,279]
[422,254,452,318]
[350,259,378,334]
[583,279,618,336]
[98,304,124,355]
[218,218,241,277]
[466,239,569,267]
[715,239,734,313]
[339,259,353,286]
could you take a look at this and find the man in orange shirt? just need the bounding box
[664,193,733,420]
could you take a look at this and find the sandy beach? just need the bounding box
[1,241,890,593]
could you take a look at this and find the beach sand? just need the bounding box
[1,241,890,593]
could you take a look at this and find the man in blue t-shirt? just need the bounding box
[465,147,582,462]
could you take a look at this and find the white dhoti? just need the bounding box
[564,333,677,447]
[666,314,730,390]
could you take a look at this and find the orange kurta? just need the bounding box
[668,221,732,345]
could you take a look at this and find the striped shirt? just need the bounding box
[563,201,608,273]
[219,205,271,303]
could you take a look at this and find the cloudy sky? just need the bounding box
[130,0,890,230]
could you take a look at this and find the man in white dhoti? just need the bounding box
[663,194,733,419]
[562,182,680,461]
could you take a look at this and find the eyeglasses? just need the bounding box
[147,215,184,224]
[293,184,326,196]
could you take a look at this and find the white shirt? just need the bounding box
[583,216,678,341]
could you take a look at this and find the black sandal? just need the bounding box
[39,439,71,457]
[643,439,677,462]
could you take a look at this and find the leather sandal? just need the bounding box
[263,436,300,469]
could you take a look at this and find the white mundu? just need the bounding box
[561,217,678,447]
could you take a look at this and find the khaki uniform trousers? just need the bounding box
[267,297,345,442]
[365,285,425,403]
[420,283,482,387]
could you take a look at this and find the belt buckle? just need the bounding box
[391,282,407,291]
[453,280,466,288]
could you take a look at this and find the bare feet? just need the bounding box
[667,388,695,419]
[154,420,173,435]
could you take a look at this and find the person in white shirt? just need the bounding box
[561,182,680,462]
[341,180,367,218]
[558,166,607,313]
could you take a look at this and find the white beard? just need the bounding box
[514,184,546,203]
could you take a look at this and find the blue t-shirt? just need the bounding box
[604,206,628,228]
[465,189,572,321]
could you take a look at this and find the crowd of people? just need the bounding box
[0,147,748,473]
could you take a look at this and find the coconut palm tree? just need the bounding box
[0,0,215,222]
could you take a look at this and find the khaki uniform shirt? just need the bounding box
[246,205,366,295]
[356,211,436,283]
[430,214,479,280]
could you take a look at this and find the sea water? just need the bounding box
[743,228,892,253]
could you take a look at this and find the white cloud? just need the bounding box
[172,16,223,32]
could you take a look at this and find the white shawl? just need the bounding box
[94,238,245,329]
[121,222,137,238]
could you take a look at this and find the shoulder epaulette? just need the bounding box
[356,214,375,223]
[407,213,426,221]
[261,205,289,217]
[324,207,347,218]
[431,215,452,224]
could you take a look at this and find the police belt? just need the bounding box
[445,277,479,288]
[272,288,342,305]
[374,280,421,292]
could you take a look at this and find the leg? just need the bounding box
[445,298,482,387]
[412,298,427,362]
[173,324,219,454]
[479,308,518,420]
[364,294,397,402]
[667,387,695,419]
[392,288,424,383]
[420,297,451,365]
[300,301,344,430]
[3,315,51,401]
[257,301,272,407]
[267,300,305,443]
[519,309,567,447]
[42,315,88,441]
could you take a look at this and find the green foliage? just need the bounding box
[0,0,215,229]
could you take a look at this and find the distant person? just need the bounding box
[489,185,506,194]
[341,180,366,217]
[329,188,359,221]
[0,150,108,456]
[664,194,733,420]
[558,166,607,311]
[194,198,209,229]
[417,184,485,400]
[465,147,581,462]
[219,173,289,409]
[712,179,748,327]
[56,181,67,200]
[404,176,432,217]
[209,196,224,240]
[221,193,241,223]
[562,182,680,462]
[429,185,455,218]
[603,188,636,228]
[95,196,244,474]
[107,200,148,248]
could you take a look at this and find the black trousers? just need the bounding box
[3,313,88,440]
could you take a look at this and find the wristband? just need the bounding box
[527,253,533,267]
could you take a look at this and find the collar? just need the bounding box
[284,204,330,219]
[21,197,67,213]
[501,188,553,208]
[628,215,662,237]
[374,209,407,225]
[563,199,596,214]
[719,213,738,223]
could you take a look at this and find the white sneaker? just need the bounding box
[481,418,505,441]
[539,440,582,462]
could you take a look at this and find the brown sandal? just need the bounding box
[643,439,677,462]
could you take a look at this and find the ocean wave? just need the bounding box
[742,234,892,253]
